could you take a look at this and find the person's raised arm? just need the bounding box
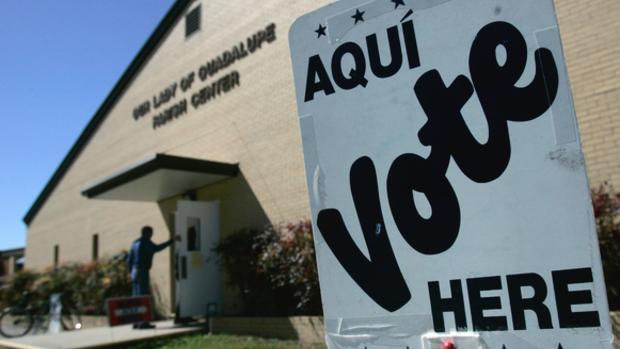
[153,235,181,253]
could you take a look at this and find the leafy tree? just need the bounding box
[592,183,620,310]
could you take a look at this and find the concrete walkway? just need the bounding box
[0,320,205,349]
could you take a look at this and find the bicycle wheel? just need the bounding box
[60,307,82,331]
[0,307,34,338]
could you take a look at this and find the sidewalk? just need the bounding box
[0,320,205,349]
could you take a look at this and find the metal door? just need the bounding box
[174,200,221,318]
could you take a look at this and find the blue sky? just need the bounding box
[0,1,175,250]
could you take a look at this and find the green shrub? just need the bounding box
[0,253,131,315]
[592,183,620,310]
[216,220,321,315]
[215,228,272,315]
[0,270,38,308]
[256,221,321,314]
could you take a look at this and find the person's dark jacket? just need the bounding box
[127,237,173,271]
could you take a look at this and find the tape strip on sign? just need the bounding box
[535,27,578,145]
[325,314,434,348]
[479,333,539,349]
[300,114,326,211]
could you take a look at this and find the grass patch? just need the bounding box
[124,333,327,349]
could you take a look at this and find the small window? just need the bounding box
[53,245,59,268]
[185,5,201,38]
[14,258,23,272]
[92,234,99,261]
[187,217,201,251]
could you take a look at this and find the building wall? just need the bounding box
[554,0,620,187]
[24,0,620,314]
[25,0,331,313]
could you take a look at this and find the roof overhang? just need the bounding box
[81,154,238,201]
[0,248,25,257]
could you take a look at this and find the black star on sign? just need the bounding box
[352,9,365,24]
[391,0,405,9]
[315,24,326,38]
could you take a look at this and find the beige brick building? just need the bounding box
[555,0,620,186]
[23,0,620,315]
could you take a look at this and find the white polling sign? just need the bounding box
[288,0,613,348]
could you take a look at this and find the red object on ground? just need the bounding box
[442,340,456,349]
[106,296,154,326]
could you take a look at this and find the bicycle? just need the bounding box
[0,291,82,338]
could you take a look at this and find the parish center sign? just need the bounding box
[131,23,276,129]
[289,0,613,348]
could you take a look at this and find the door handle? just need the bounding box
[175,253,179,281]
[181,256,187,279]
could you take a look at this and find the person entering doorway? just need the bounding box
[127,225,180,329]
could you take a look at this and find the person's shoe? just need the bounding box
[138,322,156,329]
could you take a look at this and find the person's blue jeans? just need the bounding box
[131,268,150,296]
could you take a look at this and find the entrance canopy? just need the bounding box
[82,154,238,201]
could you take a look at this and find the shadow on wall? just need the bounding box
[158,172,270,237]
[150,281,168,319]
[198,172,271,237]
